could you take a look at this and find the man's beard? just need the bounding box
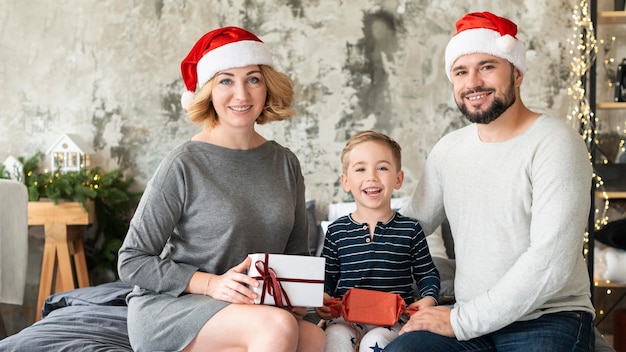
[457,74,516,124]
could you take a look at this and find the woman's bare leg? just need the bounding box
[183,304,299,352]
[297,319,326,352]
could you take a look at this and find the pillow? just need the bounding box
[432,256,455,297]
[306,199,321,256]
[595,244,626,284]
[42,281,134,318]
[317,220,331,257]
[425,226,449,259]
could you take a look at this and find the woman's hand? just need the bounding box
[204,256,260,304]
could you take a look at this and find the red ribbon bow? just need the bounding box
[254,253,292,308]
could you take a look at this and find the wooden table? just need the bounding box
[28,201,95,320]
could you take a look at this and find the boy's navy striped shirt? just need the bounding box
[321,212,440,304]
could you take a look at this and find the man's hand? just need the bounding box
[399,305,455,337]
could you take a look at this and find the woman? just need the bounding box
[118,26,325,352]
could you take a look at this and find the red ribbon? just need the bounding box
[254,254,291,307]
[252,253,324,308]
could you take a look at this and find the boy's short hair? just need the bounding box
[341,130,402,173]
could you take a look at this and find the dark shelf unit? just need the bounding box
[588,0,626,338]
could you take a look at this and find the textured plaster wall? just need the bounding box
[0,0,578,215]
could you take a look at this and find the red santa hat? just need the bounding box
[444,12,526,81]
[180,26,274,109]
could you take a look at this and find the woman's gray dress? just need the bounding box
[118,141,309,351]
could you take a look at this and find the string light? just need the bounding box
[568,8,619,333]
[568,0,610,236]
[600,36,617,88]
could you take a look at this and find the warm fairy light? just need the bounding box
[567,0,596,135]
[600,36,617,88]
[568,0,610,233]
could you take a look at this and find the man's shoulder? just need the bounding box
[428,124,475,159]
[532,115,579,135]
[529,115,586,149]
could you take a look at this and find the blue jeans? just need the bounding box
[383,311,595,352]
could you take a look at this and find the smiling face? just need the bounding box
[450,53,520,124]
[341,140,404,212]
[210,65,267,129]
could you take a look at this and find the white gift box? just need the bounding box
[247,253,325,307]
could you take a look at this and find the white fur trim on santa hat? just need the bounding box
[181,90,195,110]
[444,27,526,81]
[196,40,273,89]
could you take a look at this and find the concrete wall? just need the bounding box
[1,0,582,213]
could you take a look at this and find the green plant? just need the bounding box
[16,152,142,283]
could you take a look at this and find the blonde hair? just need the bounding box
[341,130,402,173]
[185,65,295,129]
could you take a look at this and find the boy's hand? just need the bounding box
[414,296,437,310]
[406,296,437,316]
[315,293,341,320]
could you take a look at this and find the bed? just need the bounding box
[0,199,616,351]
[0,281,134,351]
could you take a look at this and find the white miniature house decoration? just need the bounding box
[46,133,94,172]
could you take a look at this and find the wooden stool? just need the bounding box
[28,201,94,320]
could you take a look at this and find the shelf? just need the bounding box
[598,11,626,25]
[596,191,626,199]
[596,102,626,110]
[591,3,626,339]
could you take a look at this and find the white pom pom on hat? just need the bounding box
[179,26,274,110]
[444,12,526,81]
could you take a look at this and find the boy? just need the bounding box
[316,130,440,352]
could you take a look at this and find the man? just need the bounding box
[385,12,595,352]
